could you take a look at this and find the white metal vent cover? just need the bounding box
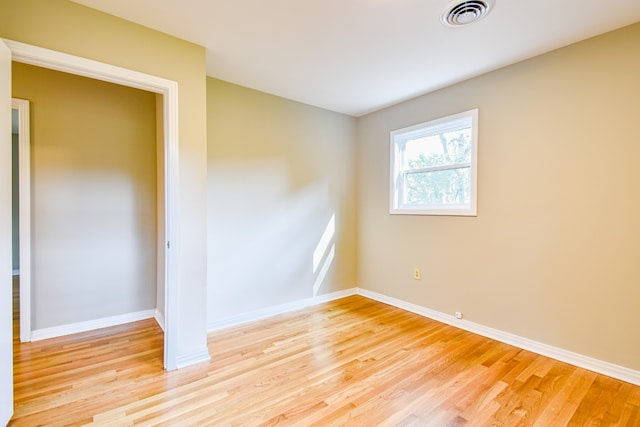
[441,0,495,26]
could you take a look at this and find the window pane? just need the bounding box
[404,128,471,170]
[390,108,477,215]
[404,167,470,206]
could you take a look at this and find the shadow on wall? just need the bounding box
[207,158,337,323]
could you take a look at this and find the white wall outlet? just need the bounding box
[455,311,463,319]
[413,268,421,280]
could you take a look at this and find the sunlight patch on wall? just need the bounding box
[312,214,336,296]
[207,159,337,321]
[313,214,335,274]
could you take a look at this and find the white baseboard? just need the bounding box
[12,269,19,276]
[31,309,157,341]
[357,288,640,387]
[207,288,358,332]
[154,309,165,332]
[203,286,640,385]
[176,349,211,369]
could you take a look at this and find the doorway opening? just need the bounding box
[12,61,163,342]
[11,98,29,343]
[5,39,180,371]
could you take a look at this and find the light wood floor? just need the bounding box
[10,280,640,426]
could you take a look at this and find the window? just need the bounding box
[390,109,478,216]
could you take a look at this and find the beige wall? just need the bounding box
[0,0,208,358]
[207,78,357,324]
[356,22,640,370]
[2,0,636,375]
[12,62,157,329]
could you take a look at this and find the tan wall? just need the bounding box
[207,78,357,324]
[12,62,157,329]
[0,0,208,357]
[356,22,640,370]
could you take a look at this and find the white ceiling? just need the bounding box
[71,0,640,117]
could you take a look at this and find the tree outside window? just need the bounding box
[390,109,478,216]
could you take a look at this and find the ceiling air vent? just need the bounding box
[441,0,495,27]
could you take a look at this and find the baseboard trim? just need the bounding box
[207,288,358,332]
[31,309,157,342]
[205,287,640,386]
[176,349,211,369]
[12,269,19,276]
[154,309,166,332]
[357,288,640,387]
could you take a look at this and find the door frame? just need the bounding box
[4,38,180,371]
[11,98,30,343]
[1,38,13,427]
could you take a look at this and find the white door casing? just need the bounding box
[1,39,14,426]
[3,38,181,371]
[12,98,30,343]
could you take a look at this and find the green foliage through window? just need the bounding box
[390,109,478,215]
[404,130,471,205]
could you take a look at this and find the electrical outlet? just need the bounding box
[413,268,421,280]
[455,311,463,320]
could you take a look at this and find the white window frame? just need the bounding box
[389,109,478,216]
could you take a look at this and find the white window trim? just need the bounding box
[389,109,478,216]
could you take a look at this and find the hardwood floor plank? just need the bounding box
[10,288,640,426]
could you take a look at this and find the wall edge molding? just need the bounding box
[154,309,166,332]
[31,309,156,342]
[205,287,639,386]
[207,288,358,332]
[356,288,640,387]
[176,350,211,369]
